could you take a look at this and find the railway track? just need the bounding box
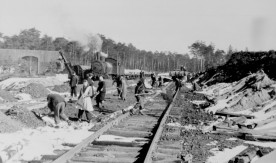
[47,83,182,163]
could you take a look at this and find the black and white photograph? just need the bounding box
[0,0,276,162]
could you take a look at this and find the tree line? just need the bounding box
[0,28,235,73]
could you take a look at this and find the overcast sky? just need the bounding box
[0,0,275,53]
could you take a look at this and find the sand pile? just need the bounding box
[20,83,50,98]
[0,89,17,103]
[222,73,275,112]
[5,106,45,128]
[222,89,272,112]
[0,111,24,133]
[52,84,70,93]
[0,76,66,90]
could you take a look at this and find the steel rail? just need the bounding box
[144,88,179,163]
[52,82,173,163]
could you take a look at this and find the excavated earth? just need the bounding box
[0,111,24,133]
[173,87,274,163]
[20,83,50,98]
[0,89,17,103]
[3,105,45,128]
[52,84,71,93]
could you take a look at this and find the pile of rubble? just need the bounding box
[190,71,276,162]
[4,106,45,128]
[0,111,24,133]
[176,88,214,125]
[52,84,70,93]
[0,89,17,103]
[20,83,50,98]
[201,72,275,114]
[181,129,243,162]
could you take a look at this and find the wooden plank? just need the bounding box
[213,125,276,136]
[144,89,179,163]
[77,151,139,158]
[84,145,141,153]
[71,156,136,163]
[212,127,276,141]
[215,111,255,119]
[52,112,130,163]
[248,116,276,129]
[227,148,248,163]
[156,148,181,155]
[228,147,259,163]
[253,150,276,163]
[152,159,181,163]
[92,140,146,147]
[105,129,152,137]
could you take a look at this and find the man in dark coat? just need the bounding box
[172,76,182,92]
[70,72,78,98]
[46,94,71,125]
[158,76,163,87]
[96,76,106,109]
[151,73,156,87]
[134,80,145,114]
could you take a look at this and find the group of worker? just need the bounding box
[46,70,163,126]
[150,73,163,88]
[46,72,106,125]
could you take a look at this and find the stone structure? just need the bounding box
[0,49,60,74]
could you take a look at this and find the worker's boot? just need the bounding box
[67,120,72,126]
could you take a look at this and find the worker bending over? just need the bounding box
[46,94,71,125]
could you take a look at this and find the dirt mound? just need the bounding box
[20,83,50,98]
[0,89,17,102]
[52,84,70,93]
[0,111,24,133]
[5,106,45,128]
[198,50,276,85]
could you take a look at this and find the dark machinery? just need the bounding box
[59,51,125,83]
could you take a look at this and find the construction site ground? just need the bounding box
[0,72,276,163]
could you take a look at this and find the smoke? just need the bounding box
[100,52,108,58]
[64,30,103,53]
[87,33,103,53]
[55,16,102,53]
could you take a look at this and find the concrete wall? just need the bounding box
[0,49,59,74]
